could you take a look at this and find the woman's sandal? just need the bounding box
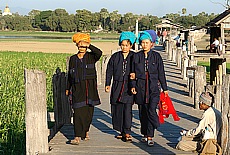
[70,138,80,145]
[125,135,132,142]
[141,137,147,143]
[115,134,124,139]
[83,136,90,141]
[147,138,154,146]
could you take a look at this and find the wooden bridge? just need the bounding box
[39,46,203,155]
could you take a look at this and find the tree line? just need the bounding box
[0,8,219,32]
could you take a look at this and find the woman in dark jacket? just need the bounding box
[66,33,102,145]
[131,30,168,146]
[105,31,136,142]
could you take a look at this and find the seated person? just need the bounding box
[210,38,219,53]
[176,92,222,152]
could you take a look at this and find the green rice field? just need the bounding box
[0,51,71,154]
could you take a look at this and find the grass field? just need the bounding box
[0,31,119,43]
[198,61,230,82]
[0,31,119,38]
[0,51,71,154]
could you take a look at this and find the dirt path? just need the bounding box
[0,41,120,55]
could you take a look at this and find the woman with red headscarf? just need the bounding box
[66,33,102,145]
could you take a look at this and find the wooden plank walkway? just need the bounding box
[43,46,203,155]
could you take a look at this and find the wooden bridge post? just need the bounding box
[187,67,196,98]
[194,66,206,109]
[165,40,169,53]
[172,47,177,63]
[168,40,173,60]
[190,36,195,60]
[221,75,230,154]
[96,61,102,85]
[102,55,110,82]
[25,69,48,154]
[210,58,226,85]
[182,50,188,80]
[188,59,197,67]
[214,85,222,112]
[176,47,182,69]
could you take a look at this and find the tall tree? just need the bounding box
[100,8,109,29]
[75,9,92,32]
[0,19,6,30]
[182,8,187,15]
[109,10,120,31]
[28,9,40,28]
[34,10,52,30]
[91,12,101,31]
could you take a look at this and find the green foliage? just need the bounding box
[0,51,71,154]
[198,61,230,83]
[0,8,220,32]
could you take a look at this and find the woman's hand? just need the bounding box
[105,86,110,92]
[66,90,69,96]
[131,88,137,94]
[130,73,135,80]
[164,90,168,97]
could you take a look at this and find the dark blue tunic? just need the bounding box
[105,51,135,104]
[132,49,168,136]
[132,49,167,104]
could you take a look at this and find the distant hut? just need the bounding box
[155,18,183,38]
[206,9,230,55]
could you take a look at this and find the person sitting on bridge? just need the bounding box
[176,92,222,152]
[210,37,219,53]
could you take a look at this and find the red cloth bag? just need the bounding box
[158,92,180,124]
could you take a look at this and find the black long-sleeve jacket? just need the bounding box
[132,49,168,104]
[67,44,102,91]
[105,51,135,104]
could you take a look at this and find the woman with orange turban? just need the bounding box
[66,33,102,145]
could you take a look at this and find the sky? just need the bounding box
[0,0,227,17]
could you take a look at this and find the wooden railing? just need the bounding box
[166,38,230,155]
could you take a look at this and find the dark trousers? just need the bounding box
[111,103,132,134]
[138,101,159,137]
[73,105,94,138]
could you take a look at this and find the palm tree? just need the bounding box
[100,8,109,29]
[182,8,187,15]
[109,10,120,31]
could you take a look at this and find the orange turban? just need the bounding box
[72,33,90,43]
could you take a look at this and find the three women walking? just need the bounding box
[66,30,168,147]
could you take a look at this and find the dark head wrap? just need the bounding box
[138,30,157,44]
